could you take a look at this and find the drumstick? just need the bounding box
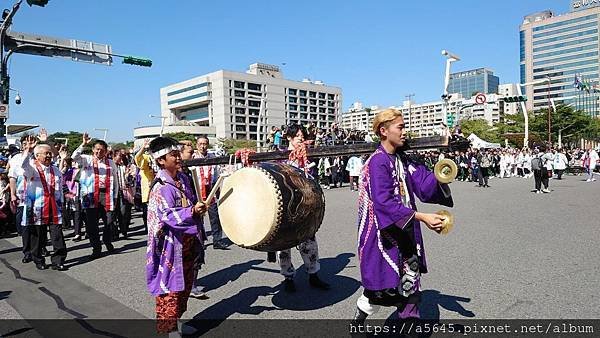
[203,174,229,206]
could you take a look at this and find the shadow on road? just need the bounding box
[188,253,360,335]
[196,259,265,293]
[0,290,11,300]
[270,252,360,311]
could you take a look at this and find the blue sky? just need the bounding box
[7,0,572,142]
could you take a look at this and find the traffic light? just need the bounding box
[447,113,455,128]
[122,56,152,67]
[503,96,527,103]
[26,0,49,7]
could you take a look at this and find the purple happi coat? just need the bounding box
[357,145,453,291]
[146,169,204,296]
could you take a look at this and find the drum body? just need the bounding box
[218,162,325,252]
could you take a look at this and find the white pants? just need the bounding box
[278,238,320,277]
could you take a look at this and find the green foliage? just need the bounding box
[164,132,197,143]
[217,138,257,154]
[110,141,134,151]
[47,131,86,154]
[459,119,502,143]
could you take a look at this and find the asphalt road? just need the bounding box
[1,173,599,332]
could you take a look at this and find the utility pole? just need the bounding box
[405,93,415,136]
[546,75,552,145]
[0,0,152,141]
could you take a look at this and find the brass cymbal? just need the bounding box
[434,159,458,184]
[436,210,454,235]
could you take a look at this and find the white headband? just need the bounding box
[151,145,181,159]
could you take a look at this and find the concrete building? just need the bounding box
[134,63,342,145]
[340,93,502,137]
[520,3,600,114]
[340,102,380,131]
[447,68,499,99]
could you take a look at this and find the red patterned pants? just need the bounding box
[155,234,197,333]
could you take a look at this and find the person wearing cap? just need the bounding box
[71,133,119,260]
[353,109,454,324]
[134,138,155,230]
[145,136,206,335]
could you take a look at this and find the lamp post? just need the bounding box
[94,128,108,141]
[405,93,415,136]
[518,78,550,148]
[149,114,168,136]
[441,50,460,130]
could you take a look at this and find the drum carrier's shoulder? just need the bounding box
[149,177,165,192]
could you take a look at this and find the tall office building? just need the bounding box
[520,2,600,115]
[447,68,499,99]
[134,63,342,145]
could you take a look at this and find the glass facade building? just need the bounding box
[520,7,600,115]
[447,68,499,99]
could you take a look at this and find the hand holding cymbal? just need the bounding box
[435,210,454,235]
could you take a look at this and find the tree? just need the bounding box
[48,131,86,154]
[164,132,197,143]
[459,119,502,143]
[217,138,257,155]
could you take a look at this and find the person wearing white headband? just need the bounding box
[145,136,207,335]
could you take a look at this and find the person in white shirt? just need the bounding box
[8,136,34,263]
[585,147,599,182]
[20,136,67,271]
[553,149,568,180]
[345,156,363,191]
[71,133,119,260]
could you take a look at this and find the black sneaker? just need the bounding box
[309,273,331,290]
[283,278,296,292]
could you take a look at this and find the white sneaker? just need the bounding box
[542,189,550,193]
[190,286,208,299]
[586,179,592,182]
[536,190,542,194]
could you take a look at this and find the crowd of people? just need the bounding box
[0,120,598,335]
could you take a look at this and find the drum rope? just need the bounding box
[234,148,256,167]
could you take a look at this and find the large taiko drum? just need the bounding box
[218,162,325,252]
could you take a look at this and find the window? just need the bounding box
[235,99,246,106]
[235,125,246,132]
[234,90,245,97]
[533,14,597,32]
[248,100,261,108]
[289,104,298,111]
[235,116,246,123]
[289,97,297,103]
[300,106,307,112]
[248,83,262,91]
[309,91,316,98]
[167,82,209,97]
[319,100,326,106]
[288,88,297,95]
[300,98,307,104]
[328,94,335,100]
[532,21,597,39]
[234,81,245,89]
[299,90,307,97]
[235,108,245,114]
[310,99,317,105]
[533,51,598,66]
[533,29,598,46]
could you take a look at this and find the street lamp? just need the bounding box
[247,93,265,150]
[441,50,460,129]
[149,114,168,136]
[94,128,108,141]
[518,78,550,147]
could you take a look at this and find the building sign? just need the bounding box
[572,0,600,11]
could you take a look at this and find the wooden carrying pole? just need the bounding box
[183,135,467,167]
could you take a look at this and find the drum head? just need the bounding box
[218,167,279,248]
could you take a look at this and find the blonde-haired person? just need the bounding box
[354,109,454,323]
